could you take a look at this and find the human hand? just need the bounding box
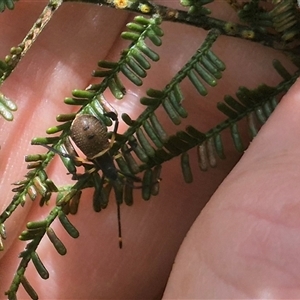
[163,78,300,298]
[0,1,297,299]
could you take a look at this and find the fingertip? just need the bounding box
[163,79,300,298]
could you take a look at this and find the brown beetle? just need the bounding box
[70,113,125,248]
[70,112,119,181]
[38,112,159,248]
[39,112,125,247]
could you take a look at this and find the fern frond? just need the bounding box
[237,0,300,42]
[0,0,62,122]
[102,31,222,179]
[269,0,300,42]
[0,0,62,83]
[160,3,297,50]
[6,188,83,299]
[0,151,60,254]
[138,29,222,123]
[140,67,299,177]
[93,15,163,98]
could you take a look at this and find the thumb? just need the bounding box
[163,79,300,298]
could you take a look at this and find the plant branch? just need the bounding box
[0,0,63,83]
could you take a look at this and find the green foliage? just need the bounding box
[0,0,300,299]
[0,0,16,12]
[180,0,213,15]
[0,92,17,121]
[238,0,300,41]
[94,15,163,95]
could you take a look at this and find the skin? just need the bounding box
[0,0,299,299]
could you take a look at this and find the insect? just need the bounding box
[70,112,128,247]
[41,111,150,248]
[69,112,120,181]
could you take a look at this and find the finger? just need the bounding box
[163,79,300,298]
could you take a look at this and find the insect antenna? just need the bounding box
[117,202,122,249]
[36,143,73,159]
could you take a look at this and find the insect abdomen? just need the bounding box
[70,114,110,159]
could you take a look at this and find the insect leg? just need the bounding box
[105,111,119,146]
[105,111,119,135]
[117,199,122,249]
